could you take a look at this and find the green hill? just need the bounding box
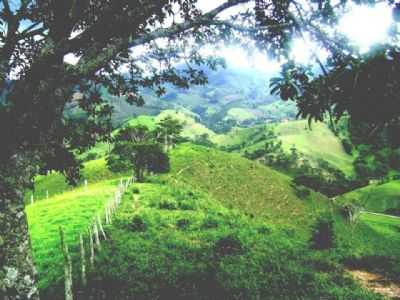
[336,180,400,213]
[165,143,330,226]
[25,142,400,299]
[275,120,354,174]
[81,183,380,300]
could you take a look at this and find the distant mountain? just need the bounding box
[105,66,297,131]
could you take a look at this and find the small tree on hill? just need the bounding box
[156,116,183,152]
[310,213,336,250]
[107,125,169,182]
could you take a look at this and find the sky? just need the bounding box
[194,0,393,70]
[6,0,390,72]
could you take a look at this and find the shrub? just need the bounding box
[130,215,147,232]
[201,216,220,229]
[131,187,140,194]
[85,152,98,162]
[214,235,244,257]
[310,213,336,250]
[176,218,190,230]
[159,199,178,210]
[293,185,311,198]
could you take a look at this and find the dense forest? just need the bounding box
[1,0,400,299]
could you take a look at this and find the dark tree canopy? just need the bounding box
[107,125,169,182]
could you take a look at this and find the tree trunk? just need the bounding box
[0,184,40,299]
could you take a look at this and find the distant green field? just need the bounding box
[224,107,258,122]
[276,120,354,174]
[336,181,400,213]
[125,110,218,141]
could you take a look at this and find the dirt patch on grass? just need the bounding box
[348,269,400,299]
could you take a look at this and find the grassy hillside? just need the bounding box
[275,120,354,174]
[336,181,400,213]
[82,183,381,300]
[25,158,127,295]
[26,158,124,202]
[165,143,330,226]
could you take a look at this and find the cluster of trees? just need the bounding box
[107,117,183,182]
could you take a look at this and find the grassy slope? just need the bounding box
[125,110,218,140]
[26,180,120,291]
[334,212,400,258]
[26,157,127,293]
[85,183,381,300]
[275,120,354,174]
[27,158,121,202]
[336,181,400,213]
[165,143,330,227]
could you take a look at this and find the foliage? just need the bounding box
[107,125,169,182]
[310,213,336,250]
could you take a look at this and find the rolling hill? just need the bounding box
[275,120,354,175]
[336,180,400,213]
[165,143,330,226]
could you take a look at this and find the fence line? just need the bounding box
[59,176,134,300]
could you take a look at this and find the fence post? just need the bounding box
[79,234,87,287]
[59,226,73,300]
[97,214,107,240]
[88,227,94,268]
[93,222,101,250]
[30,195,34,205]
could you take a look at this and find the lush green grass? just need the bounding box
[26,158,125,202]
[333,212,400,259]
[336,181,400,213]
[26,178,123,293]
[165,143,330,227]
[275,120,354,175]
[82,183,381,300]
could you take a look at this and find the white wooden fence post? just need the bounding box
[93,222,101,250]
[88,227,94,267]
[97,214,107,240]
[79,234,87,286]
[59,226,73,300]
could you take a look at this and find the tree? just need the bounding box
[155,116,184,151]
[310,213,336,250]
[1,0,400,297]
[107,125,169,182]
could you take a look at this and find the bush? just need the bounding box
[130,215,147,232]
[159,199,178,210]
[132,187,140,194]
[201,216,220,229]
[85,152,98,162]
[176,218,190,230]
[293,185,311,198]
[310,213,336,250]
[214,235,244,257]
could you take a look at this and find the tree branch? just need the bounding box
[71,0,252,78]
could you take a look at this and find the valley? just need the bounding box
[24,105,400,299]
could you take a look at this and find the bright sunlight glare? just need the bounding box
[339,3,392,52]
